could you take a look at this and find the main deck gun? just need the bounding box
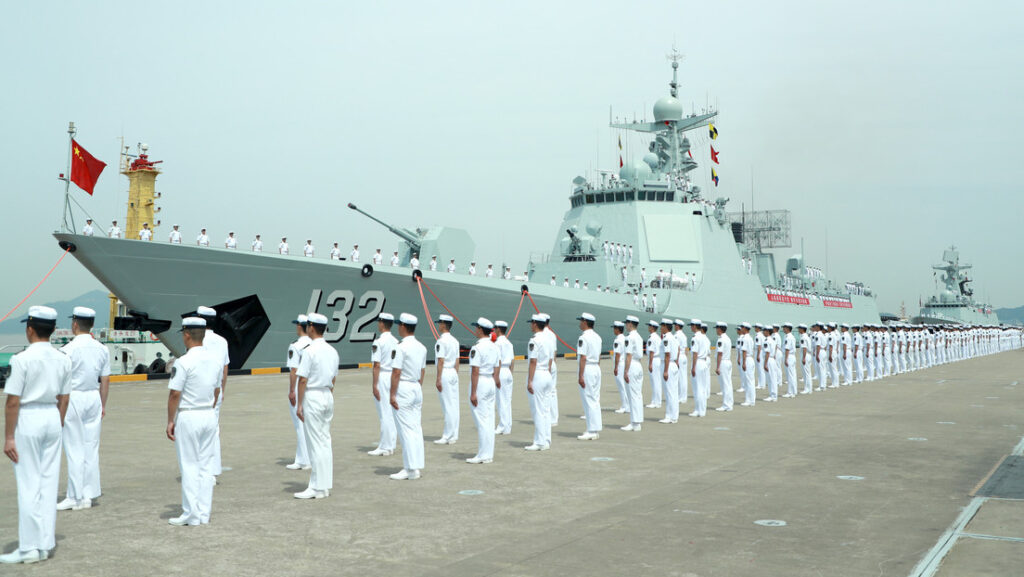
[347,203,422,255]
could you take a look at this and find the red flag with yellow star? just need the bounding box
[70,139,106,195]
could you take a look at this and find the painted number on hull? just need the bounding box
[309,289,386,344]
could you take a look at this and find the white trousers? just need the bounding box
[375,371,397,451]
[529,371,553,446]
[438,368,460,441]
[829,357,839,385]
[212,404,222,476]
[626,363,644,424]
[741,358,756,404]
[302,389,334,491]
[884,353,892,376]
[855,352,865,382]
[718,360,733,409]
[471,378,496,460]
[289,394,309,466]
[694,359,710,416]
[582,364,603,432]
[767,358,780,399]
[175,410,216,525]
[843,355,853,385]
[14,406,61,552]
[756,355,766,389]
[816,353,829,388]
[866,353,875,380]
[547,365,559,425]
[678,358,689,401]
[649,357,663,406]
[785,355,797,396]
[875,354,884,380]
[801,358,813,393]
[63,390,102,500]
[663,363,680,420]
[496,367,514,433]
[614,362,628,410]
[393,381,424,471]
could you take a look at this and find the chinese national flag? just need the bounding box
[70,139,106,195]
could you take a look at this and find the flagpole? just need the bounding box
[62,121,77,233]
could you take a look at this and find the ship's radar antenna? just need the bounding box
[667,48,685,97]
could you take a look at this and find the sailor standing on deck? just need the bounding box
[196,306,229,477]
[169,225,182,244]
[539,313,559,427]
[82,219,94,236]
[658,319,680,423]
[469,262,478,276]
[432,315,460,445]
[620,316,645,431]
[576,313,603,440]
[689,321,711,417]
[525,315,554,450]
[196,228,209,247]
[762,326,779,402]
[1,306,70,565]
[410,253,420,270]
[485,264,493,277]
[225,232,237,249]
[714,322,733,411]
[494,321,514,435]
[827,323,840,388]
[329,243,341,260]
[447,259,456,274]
[852,325,865,383]
[279,237,289,255]
[373,249,383,265]
[738,323,756,405]
[368,313,398,456]
[138,223,152,241]
[107,220,121,238]
[782,323,797,398]
[467,318,499,464]
[284,315,311,471]
[165,316,221,525]
[350,245,360,262]
[303,240,315,258]
[864,325,876,381]
[251,234,263,252]
[294,313,338,499]
[391,251,400,266]
[429,256,438,271]
[57,307,110,512]
[645,320,663,409]
[754,324,766,389]
[799,324,814,394]
[388,313,426,481]
[674,320,689,405]
[840,324,853,385]
[611,322,629,414]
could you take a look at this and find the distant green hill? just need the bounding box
[995,306,1024,325]
[0,290,110,334]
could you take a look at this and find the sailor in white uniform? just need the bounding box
[251,234,263,252]
[674,320,689,405]
[107,220,121,238]
[611,321,629,414]
[754,324,766,389]
[551,275,558,286]
[852,325,865,383]
[715,322,733,411]
[813,323,828,390]
[525,315,554,449]
[388,313,426,480]
[391,251,400,266]
[166,317,221,524]
[493,321,515,435]
[303,240,315,257]
[1,306,70,564]
[645,320,663,409]
[57,307,110,511]
[138,222,153,241]
[373,249,383,265]
[294,313,338,499]
[798,324,814,394]
[620,316,645,431]
[576,313,603,439]
[410,253,420,269]
[432,315,460,445]
[195,306,229,477]
[469,262,477,276]
[485,264,493,277]
[82,219,94,236]
[447,259,456,273]
[349,245,360,262]
[429,256,438,271]
[279,237,289,255]
[285,315,311,470]
[369,313,398,456]
[864,326,876,381]
[539,313,559,427]
[329,243,341,260]
[196,228,209,247]
[763,325,779,401]
[827,323,841,388]
[659,319,680,422]
[169,224,183,244]
[738,323,757,406]
[467,318,499,463]
[689,320,711,417]
[225,232,237,249]
[781,323,797,397]
[840,324,853,385]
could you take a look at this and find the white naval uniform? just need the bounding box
[447,262,456,273]
[739,333,756,405]
[612,334,628,411]
[139,228,152,241]
[329,247,341,260]
[716,333,733,410]
[196,234,210,247]
[692,332,711,417]
[168,346,221,525]
[434,333,460,442]
[225,236,237,249]
[527,334,554,447]
[82,224,94,236]
[799,333,814,394]
[578,329,603,433]
[278,242,289,255]
[827,332,840,387]
[841,331,853,384]
[495,335,514,434]
[543,327,559,425]
[202,330,230,476]
[373,252,383,265]
[754,332,766,389]
[647,332,663,407]
[468,337,499,460]
[675,329,689,402]
[864,332,876,380]
[296,338,339,492]
[765,334,780,400]
[392,335,427,473]
[251,239,263,252]
[372,332,399,452]
[815,331,829,389]
[303,244,315,257]
[661,332,680,420]
[286,335,312,467]
[783,332,797,396]
[5,342,71,554]
[350,249,360,262]
[60,334,111,502]
[169,230,183,244]
[390,254,400,266]
[107,225,121,238]
[624,329,645,424]
[853,332,865,382]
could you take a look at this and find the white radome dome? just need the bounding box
[653,96,683,122]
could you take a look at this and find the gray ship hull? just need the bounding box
[54,233,881,368]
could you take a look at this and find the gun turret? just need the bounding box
[347,203,422,253]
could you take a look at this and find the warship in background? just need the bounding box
[912,246,999,325]
[53,53,882,369]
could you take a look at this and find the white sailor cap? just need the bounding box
[180,317,206,330]
[611,321,625,328]
[742,322,752,329]
[625,315,640,324]
[291,314,308,325]
[398,313,418,326]
[716,321,728,328]
[828,322,837,328]
[378,312,395,322]
[782,322,793,328]
[754,323,763,329]
[173,224,179,227]
[660,318,674,326]
[772,324,780,330]
[23,305,58,325]
[690,318,702,326]
[648,320,659,327]
[700,322,709,329]
[70,306,96,319]
[86,218,92,222]
[472,317,494,329]
[674,319,686,326]
[435,314,454,323]
[576,312,596,322]
[841,323,850,328]
[196,306,217,317]
[307,313,329,325]
[531,314,547,323]
[538,313,551,322]
[494,320,508,328]
[798,323,808,329]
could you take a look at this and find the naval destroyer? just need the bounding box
[911,246,999,325]
[53,55,882,369]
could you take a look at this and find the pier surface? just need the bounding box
[3,352,1022,576]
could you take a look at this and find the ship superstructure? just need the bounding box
[912,247,999,325]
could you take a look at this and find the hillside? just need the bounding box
[0,290,111,334]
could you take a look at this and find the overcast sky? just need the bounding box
[2,0,1022,319]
